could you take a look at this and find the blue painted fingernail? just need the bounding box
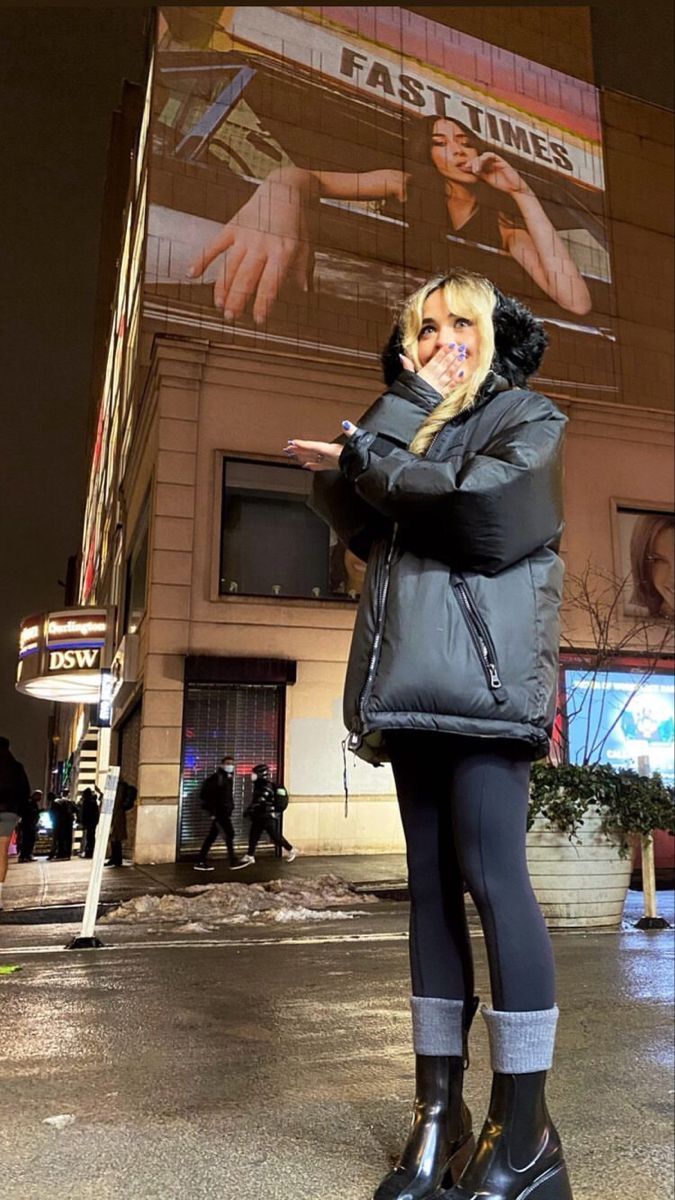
[448,342,456,348]
[458,370,465,377]
[342,421,351,430]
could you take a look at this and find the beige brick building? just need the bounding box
[50,7,673,863]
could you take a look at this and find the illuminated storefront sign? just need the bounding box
[95,668,114,728]
[16,608,112,702]
[564,668,675,785]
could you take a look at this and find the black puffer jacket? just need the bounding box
[311,296,566,765]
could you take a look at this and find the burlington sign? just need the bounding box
[16,607,111,703]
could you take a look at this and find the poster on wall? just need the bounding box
[615,506,675,621]
[564,668,675,785]
[145,5,616,399]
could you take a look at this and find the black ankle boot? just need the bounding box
[373,1056,474,1200]
[374,999,479,1200]
[438,1072,573,1200]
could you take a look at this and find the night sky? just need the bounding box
[1,4,672,788]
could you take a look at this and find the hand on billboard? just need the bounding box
[467,152,532,196]
[400,345,468,394]
[282,422,357,472]
[186,169,314,324]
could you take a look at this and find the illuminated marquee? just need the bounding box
[16,607,111,703]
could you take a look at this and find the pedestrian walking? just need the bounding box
[194,755,249,871]
[240,764,296,865]
[0,736,31,909]
[18,789,41,862]
[292,269,572,1199]
[106,778,137,867]
[79,786,101,859]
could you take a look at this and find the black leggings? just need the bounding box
[388,731,556,1013]
[248,814,292,856]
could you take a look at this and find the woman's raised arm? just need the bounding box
[186,167,404,321]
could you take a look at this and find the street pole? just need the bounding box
[66,765,120,949]
[634,755,670,930]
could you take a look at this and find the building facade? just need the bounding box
[54,7,673,862]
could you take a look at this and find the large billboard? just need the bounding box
[146,6,615,401]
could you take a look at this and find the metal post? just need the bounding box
[634,755,670,930]
[66,766,120,949]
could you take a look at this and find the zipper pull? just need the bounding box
[488,664,508,704]
[488,664,502,689]
[347,727,363,752]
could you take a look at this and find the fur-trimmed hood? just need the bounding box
[381,286,548,388]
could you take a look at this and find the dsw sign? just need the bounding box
[49,648,101,671]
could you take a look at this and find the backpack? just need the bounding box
[273,786,289,813]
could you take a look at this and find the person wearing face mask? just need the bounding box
[194,756,249,872]
[240,764,296,865]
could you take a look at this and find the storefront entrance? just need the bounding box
[178,656,295,857]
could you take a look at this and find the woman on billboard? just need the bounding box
[188,116,592,323]
[284,270,574,1200]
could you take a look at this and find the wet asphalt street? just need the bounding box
[1,896,673,1200]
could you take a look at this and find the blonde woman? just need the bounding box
[285,271,572,1200]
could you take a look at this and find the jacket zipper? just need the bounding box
[452,576,507,704]
[348,524,399,750]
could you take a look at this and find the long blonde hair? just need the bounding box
[401,272,496,455]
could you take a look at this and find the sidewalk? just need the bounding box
[2,850,672,930]
[1,851,409,917]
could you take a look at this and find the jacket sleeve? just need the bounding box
[309,468,387,562]
[340,404,566,575]
[308,372,440,560]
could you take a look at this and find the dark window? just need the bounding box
[124,500,149,632]
[220,459,360,601]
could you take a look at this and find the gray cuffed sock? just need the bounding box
[410,996,465,1057]
[482,1004,559,1073]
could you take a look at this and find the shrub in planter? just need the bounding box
[526,762,674,929]
[529,762,674,849]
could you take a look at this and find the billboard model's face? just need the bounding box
[429,120,480,184]
[145,5,615,401]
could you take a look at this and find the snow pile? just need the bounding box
[101,873,377,927]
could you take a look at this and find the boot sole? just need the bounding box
[435,1160,573,1200]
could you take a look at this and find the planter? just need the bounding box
[526,807,633,930]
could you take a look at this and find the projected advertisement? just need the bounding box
[145,5,614,399]
[565,670,675,785]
